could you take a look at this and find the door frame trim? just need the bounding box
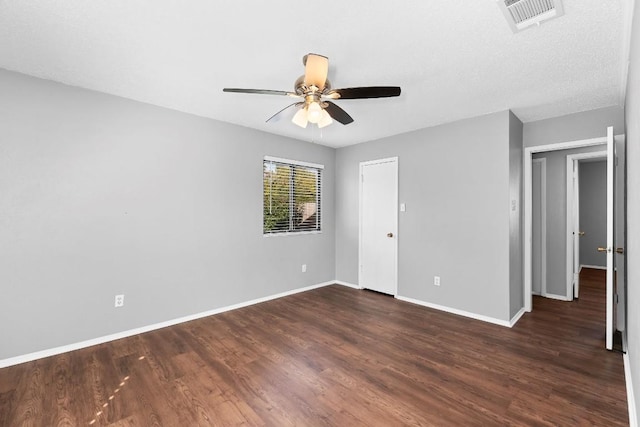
[531,158,547,296]
[358,157,399,296]
[565,151,607,301]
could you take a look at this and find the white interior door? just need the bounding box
[359,158,398,295]
[605,126,615,350]
[614,134,626,332]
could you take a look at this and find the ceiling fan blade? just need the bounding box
[324,101,354,125]
[329,86,401,99]
[266,102,304,123]
[223,88,297,97]
[304,54,329,90]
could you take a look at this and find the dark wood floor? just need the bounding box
[0,268,628,426]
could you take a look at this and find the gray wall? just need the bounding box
[532,145,605,297]
[0,69,336,361]
[524,106,625,147]
[336,111,514,322]
[624,0,640,423]
[509,112,523,317]
[579,161,606,268]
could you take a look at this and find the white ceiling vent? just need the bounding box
[495,0,564,33]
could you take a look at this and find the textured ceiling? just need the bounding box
[0,1,630,147]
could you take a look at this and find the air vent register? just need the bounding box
[496,0,564,33]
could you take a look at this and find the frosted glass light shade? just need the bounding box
[304,54,329,90]
[306,102,323,123]
[317,109,333,128]
[291,108,308,128]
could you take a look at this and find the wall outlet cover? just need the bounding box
[115,294,125,307]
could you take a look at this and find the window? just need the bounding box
[263,156,323,235]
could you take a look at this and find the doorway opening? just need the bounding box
[566,152,607,300]
[523,129,625,350]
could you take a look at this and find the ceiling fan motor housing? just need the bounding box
[294,76,332,97]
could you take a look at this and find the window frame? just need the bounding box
[263,156,324,237]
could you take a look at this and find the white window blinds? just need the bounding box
[263,157,323,234]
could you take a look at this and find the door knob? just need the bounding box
[387,232,394,238]
[616,247,624,254]
[597,247,609,253]
[578,231,585,237]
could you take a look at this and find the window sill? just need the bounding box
[263,231,322,237]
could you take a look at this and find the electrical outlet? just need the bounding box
[115,294,125,307]
[302,264,307,273]
[434,276,441,286]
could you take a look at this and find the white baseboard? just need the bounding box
[334,280,362,289]
[542,292,571,301]
[395,295,512,328]
[580,264,606,271]
[509,307,527,327]
[623,335,638,427]
[0,280,336,369]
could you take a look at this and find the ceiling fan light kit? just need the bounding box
[289,101,333,129]
[223,53,401,129]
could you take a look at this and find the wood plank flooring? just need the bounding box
[0,268,628,426]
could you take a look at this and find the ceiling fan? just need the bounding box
[223,53,401,129]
